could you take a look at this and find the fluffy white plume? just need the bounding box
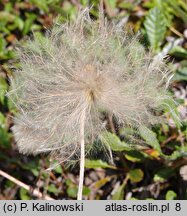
[8,10,172,162]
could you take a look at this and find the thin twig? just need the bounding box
[0,169,54,200]
[77,109,86,200]
[169,26,183,38]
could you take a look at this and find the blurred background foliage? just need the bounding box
[0,0,187,200]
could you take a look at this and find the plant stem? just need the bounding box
[77,110,86,200]
[0,169,53,200]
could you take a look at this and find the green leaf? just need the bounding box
[161,98,182,129]
[139,126,161,152]
[118,2,134,10]
[19,188,31,200]
[0,36,14,59]
[144,7,167,52]
[31,168,39,176]
[170,46,187,58]
[23,14,37,35]
[119,127,136,137]
[124,150,147,162]
[101,132,131,152]
[80,0,88,6]
[0,37,7,53]
[167,0,187,24]
[106,0,117,9]
[67,185,77,198]
[47,184,59,194]
[139,126,181,160]
[85,159,115,169]
[165,190,177,200]
[0,112,6,128]
[30,0,49,13]
[19,160,40,175]
[0,11,15,22]
[14,17,24,31]
[152,0,174,26]
[128,169,144,183]
[153,167,174,182]
[0,76,8,105]
[54,165,63,174]
[173,67,187,81]
[82,187,91,196]
[94,177,111,189]
[129,197,139,200]
[58,2,77,20]
[66,178,90,198]
[112,182,125,200]
[67,185,90,198]
[163,150,182,160]
[0,127,11,148]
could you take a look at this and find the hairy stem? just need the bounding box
[77,110,86,200]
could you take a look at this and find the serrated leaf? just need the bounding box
[128,169,144,183]
[101,132,131,152]
[144,7,166,52]
[153,0,174,26]
[139,126,161,152]
[85,159,115,169]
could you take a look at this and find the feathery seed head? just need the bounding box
[8,10,172,162]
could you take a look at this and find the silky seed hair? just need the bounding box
[8,9,172,163]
